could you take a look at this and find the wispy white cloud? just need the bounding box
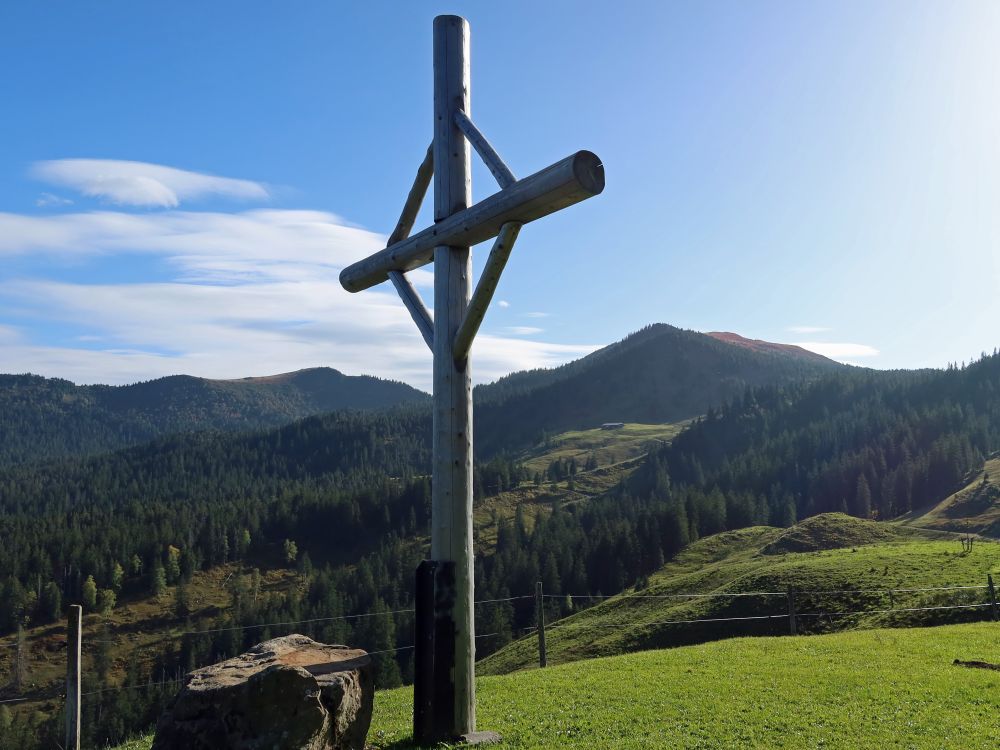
[0,208,394,281]
[794,342,879,359]
[0,324,22,343]
[523,311,548,319]
[31,159,269,208]
[36,192,74,208]
[498,300,510,308]
[0,199,597,388]
[504,326,544,336]
[0,278,597,388]
[788,325,831,334]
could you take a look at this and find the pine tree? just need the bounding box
[41,582,62,622]
[11,626,28,692]
[150,562,167,599]
[854,475,872,519]
[175,583,191,619]
[165,546,182,584]
[97,589,116,615]
[82,575,98,611]
[111,561,125,592]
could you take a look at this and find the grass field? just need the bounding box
[116,622,1000,749]
[480,514,1000,675]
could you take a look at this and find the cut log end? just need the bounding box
[572,150,605,196]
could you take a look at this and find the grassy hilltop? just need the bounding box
[905,455,1000,537]
[481,513,1000,675]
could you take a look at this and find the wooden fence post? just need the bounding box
[536,581,547,668]
[988,574,998,622]
[787,589,797,636]
[66,604,82,750]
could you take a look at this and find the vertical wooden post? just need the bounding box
[66,604,82,750]
[536,581,547,668]
[431,14,475,739]
[787,589,797,636]
[988,574,998,622]
[888,590,895,610]
[413,561,436,742]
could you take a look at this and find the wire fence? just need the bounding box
[515,578,999,665]
[0,576,996,747]
[0,593,533,710]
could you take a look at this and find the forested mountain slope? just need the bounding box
[626,352,1000,535]
[474,324,841,454]
[0,368,428,466]
[1,325,832,467]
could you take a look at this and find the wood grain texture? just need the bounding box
[339,150,603,293]
[455,110,516,188]
[431,13,476,737]
[453,221,521,364]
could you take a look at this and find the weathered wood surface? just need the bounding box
[339,149,603,292]
[453,221,521,364]
[431,14,476,739]
[389,270,434,350]
[454,110,516,188]
[387,143,434,248]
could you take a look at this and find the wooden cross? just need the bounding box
[339,14,604,743]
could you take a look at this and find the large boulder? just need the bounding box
[151,634,373,750]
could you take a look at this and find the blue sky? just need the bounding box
[1,1,998,389]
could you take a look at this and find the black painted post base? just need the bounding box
[413,560,457,744]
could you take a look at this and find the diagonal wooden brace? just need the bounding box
[452,221,522,364]
[384,144,435,351]
[388,143,434,247]
[390,270,434,351]
[454,111,516,189]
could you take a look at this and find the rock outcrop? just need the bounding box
[151,634,373,750]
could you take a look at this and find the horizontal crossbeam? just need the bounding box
[339,150,604,293]
[453,221,521,364]
[454,111,515,188]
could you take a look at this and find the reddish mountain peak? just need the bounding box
[705,332,836,364]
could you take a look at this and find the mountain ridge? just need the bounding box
[0,367,428,467]
[474,323,844,454]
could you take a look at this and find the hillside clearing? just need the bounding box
[515,422,685,477]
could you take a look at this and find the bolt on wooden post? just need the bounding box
[339,14,603,743]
